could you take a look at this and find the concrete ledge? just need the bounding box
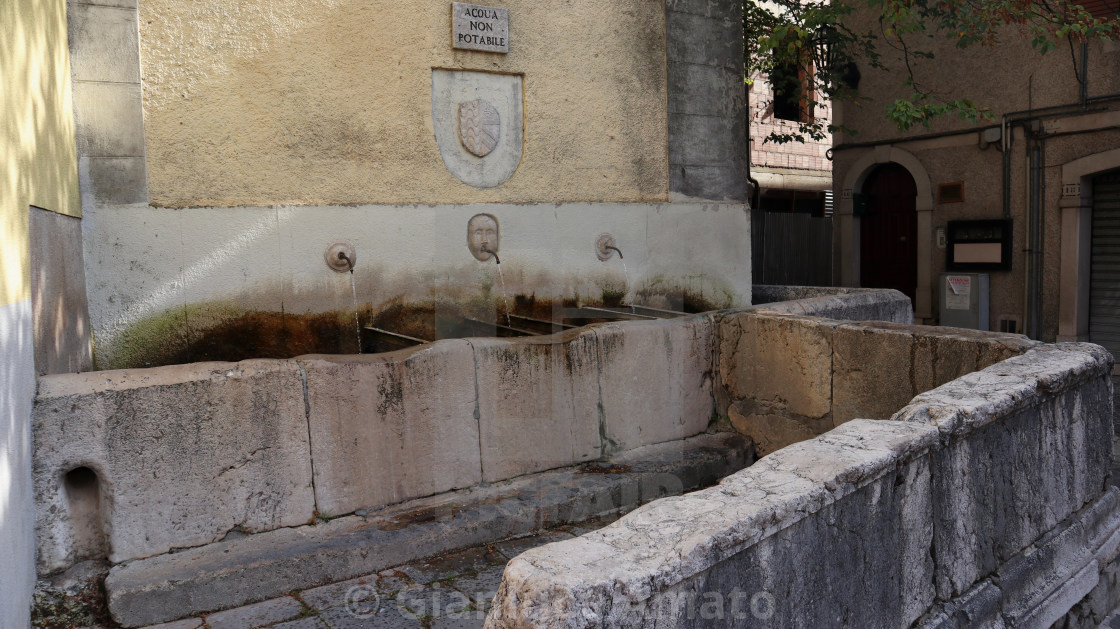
[103,433,752,627]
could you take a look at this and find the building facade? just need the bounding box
[749,68,833,214]
[831,14,1120,356]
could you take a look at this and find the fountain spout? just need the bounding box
[605,245,623,259]
[480,244,501,264]
[337,251,355,273]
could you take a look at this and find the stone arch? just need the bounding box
[1058,148,1120,341]
[837,145,935,319]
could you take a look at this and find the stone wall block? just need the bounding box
[668,114,746,166]
[33,360,315,570]
[67,3,140,84]
[997,489,1120,625]
[753,288,915,324]
[665,10,742,69]
[896,344,1114,599]
[832,323,917,425]
[727,406,823,457]
[471,331,602,482]
[674,462,934,628]
[301,341,482,517]
[665,0,740,20]
[717,312,836,420]
[84,156,148,205]
[72,82,146,158]
[596,316,715,452]
[668,165,750,202]
[667,62,744,117]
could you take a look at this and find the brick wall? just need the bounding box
[749,71,832,174]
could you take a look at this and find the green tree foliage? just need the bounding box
[744,0,1120,142]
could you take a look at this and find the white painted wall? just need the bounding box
[82,202,751,369]
[0,299,36,627]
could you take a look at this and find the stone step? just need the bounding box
[105,432,753,627]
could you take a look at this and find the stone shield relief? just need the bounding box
[432,70,523,188]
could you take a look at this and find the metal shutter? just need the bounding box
[1090,170,1120,361]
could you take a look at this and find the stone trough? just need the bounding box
[33,287,1119,627]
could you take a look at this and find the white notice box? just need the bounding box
[452,3,509,53]
[945,275,971,310]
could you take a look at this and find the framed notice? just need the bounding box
[946,219,1012,271]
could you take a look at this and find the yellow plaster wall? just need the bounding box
[0,0,81,307]
[140,0,669,207]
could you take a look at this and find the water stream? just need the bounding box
[496,264,513,328]
[349,271,362,354]
[620,259,634,312]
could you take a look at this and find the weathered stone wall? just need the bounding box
[486,343,1117,627]
[716,309,1038,455]
[33,315,719,570]
[667,0,748,202]
[83,202,750,371]
[32,290,910,575]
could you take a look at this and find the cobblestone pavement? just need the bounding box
[131,517,617,629]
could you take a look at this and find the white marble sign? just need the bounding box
[432,70,523,188]
[452,2,509,53]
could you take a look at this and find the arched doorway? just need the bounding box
[859,163,918,303]
[1090,169,1120,361]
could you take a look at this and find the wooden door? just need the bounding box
[860,163,918,303]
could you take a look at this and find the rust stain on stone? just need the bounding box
[110,291,709,369]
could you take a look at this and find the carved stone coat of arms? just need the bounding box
[459,99,501,158]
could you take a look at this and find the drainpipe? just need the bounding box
[745,79,761,210]
[1080,42,1089,107]
[1026,138,1042,339]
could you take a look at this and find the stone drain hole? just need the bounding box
[63,466,108,562]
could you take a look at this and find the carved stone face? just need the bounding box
[467,213,499,261]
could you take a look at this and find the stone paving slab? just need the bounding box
[397,547,506,586]
[205,597,304,629]
[450,566,506,611]
[271,619,328,629]
[110,432,751,627]
[134,499,616,629]
[493,531,574,560]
